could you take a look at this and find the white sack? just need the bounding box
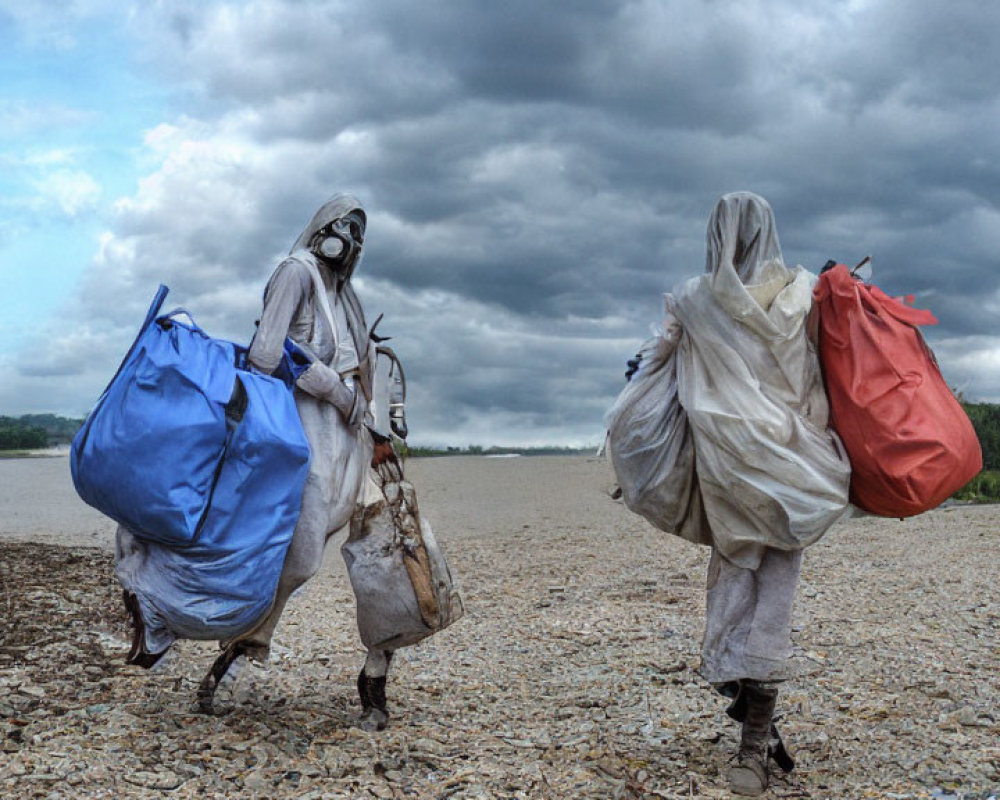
[605,315,710,546]
[608,193,850,569]
[672,194,850,569]
[342,461,464,651]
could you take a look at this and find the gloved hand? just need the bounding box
[295,362,363,428]
[625,352,643,381]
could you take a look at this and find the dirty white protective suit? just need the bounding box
[193,194,445,731]
[671,192,851,573]
[671,192,851,684]
[234,193,376,660]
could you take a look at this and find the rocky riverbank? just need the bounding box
[1,456,997,798]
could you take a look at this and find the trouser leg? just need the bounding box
[228,432,371,661]
[700,548,802,792]
[234,532,325,662]
[701,547,803,684]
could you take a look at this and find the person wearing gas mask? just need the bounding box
[197,193,406,731]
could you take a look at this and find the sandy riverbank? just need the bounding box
[1,455,997,798]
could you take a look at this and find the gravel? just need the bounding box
[1,455,997,798]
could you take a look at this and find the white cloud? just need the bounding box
[0,103,92,140]
[30,169,101,217]
[931,335,1000,403]
[4,0,1000,443]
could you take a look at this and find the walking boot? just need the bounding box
[727,680,778,796]
[357,670,389,731]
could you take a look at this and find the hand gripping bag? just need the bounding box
[604,317,711,546]
[813,264,982,517]
[71,285,311,641]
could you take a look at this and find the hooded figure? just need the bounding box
[670,192,850,571]
[664,193,849,795]
[197,194,398,730]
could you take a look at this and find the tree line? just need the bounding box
[962,403,1000,471]
[955,403,1000,502]
[0,414,87,450]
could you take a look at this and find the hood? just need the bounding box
[291,192,367,280]
[705,191,783,285]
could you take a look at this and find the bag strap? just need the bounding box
[301,256,339,350]
[865,283,938,328]
[144,285,170,328]
[74,284,171,452]
[157,307,209,336]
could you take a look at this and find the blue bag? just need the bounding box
[71,285,311,642]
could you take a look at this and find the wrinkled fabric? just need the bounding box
[672,192,851,569]
[114,362,310,645]
[700,546,803,684]
[232,194,376,656]
[342,460,464,650]
[81,286,311,653]
[605,323,710,545]
[814,264,982,516]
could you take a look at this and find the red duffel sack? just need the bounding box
[813,262,982,517]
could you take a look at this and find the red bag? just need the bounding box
[813,263,982,517]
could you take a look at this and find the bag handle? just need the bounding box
[157,306,209,335]
[851,255,871,277]
[74,284,171,451]
[144,285,170,328]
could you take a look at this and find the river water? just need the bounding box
[0,452,611,551]
[0,455,116,547]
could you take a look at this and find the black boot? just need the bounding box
[728,681,778,796]
[357,670,389,731]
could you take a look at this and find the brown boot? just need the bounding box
[727,680,778,796]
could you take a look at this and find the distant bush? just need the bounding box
[963,403,1000,471]
[0,414,86,450]
[0,424,48,450]
[953,470,1000,503]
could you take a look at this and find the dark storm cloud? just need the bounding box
[6,0,1000,441]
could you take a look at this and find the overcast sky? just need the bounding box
[2,0,998,446]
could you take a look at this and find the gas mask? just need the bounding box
[313,211,365,275]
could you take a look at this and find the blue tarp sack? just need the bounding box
[71,285,311,647]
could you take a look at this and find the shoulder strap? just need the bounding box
[299,255,339,348]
